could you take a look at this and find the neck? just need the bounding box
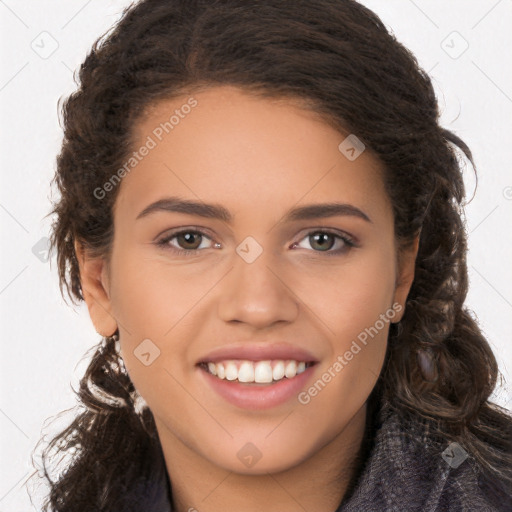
[155,403,369,512]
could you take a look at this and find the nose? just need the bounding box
[217,247,299,330]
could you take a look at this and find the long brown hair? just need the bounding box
[30,0,512,509]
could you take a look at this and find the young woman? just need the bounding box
[33,0,512,510]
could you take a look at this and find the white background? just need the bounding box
[1,1,511,510]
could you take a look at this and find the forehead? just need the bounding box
[114,86,390,225]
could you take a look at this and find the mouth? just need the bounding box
[196,343,320,409]
[197,357,319,410]
[198,359,317,385]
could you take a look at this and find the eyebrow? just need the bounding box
[136,196,372,224]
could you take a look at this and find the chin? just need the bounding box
[203,439,313,476]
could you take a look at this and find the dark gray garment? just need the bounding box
[336,399,512,511]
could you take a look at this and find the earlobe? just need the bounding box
[74,240,118,337]
[392,234,420,322]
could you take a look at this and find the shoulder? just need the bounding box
[338,399,512,512]
[114,439,174,512]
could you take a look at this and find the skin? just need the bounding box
[76,85,418,512]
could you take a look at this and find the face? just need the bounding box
[78,85,416,475]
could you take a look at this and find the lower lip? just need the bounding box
[198,365,317,410]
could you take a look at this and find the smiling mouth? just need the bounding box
[198,359,316,384]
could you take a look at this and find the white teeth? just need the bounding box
[225,361,238,381]
[272,361,285,381]
[254,361,273,383]
[238,361,255,383]
[285,360,297,378]
[204,359,311,383]
[207,362,217,376]
[216,363,225,379]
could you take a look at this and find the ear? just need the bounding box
[74,240,118,337]
[392,234,420,322]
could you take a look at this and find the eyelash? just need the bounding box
[155,227,357,257]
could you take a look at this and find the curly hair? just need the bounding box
[29,0,512,510]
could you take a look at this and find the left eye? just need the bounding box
[292,231,355,254]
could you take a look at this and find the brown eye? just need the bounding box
[292,230,356,255]
[309,232,336,251]
[156,229,215,255]
[176,232,203,250]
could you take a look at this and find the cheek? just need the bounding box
[109,249,210,337]
[293,259,394,439]
[108,250,212,399]
[295,247,397,344]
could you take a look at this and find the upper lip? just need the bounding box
[197,343,319,364]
